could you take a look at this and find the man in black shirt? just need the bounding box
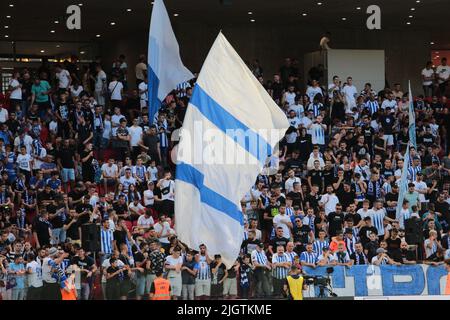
[304,185,321,211]
[241,230,260,255]
[327,204,345,237]
[350,242,368,265]
[57,139,77,192]
[292,218,313,253]
[358,217,378,248]
[286,182,303,208]
[71,247,97,300]
[308,160,323,191]
[140,126,161,165]
[337,182,356,211]
[32,210,52,249]
[268,227,289,257]
[385,185,399,219]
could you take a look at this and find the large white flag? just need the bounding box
[175,32,289,268]
[148,0,194,122]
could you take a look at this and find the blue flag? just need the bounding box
[408,81,417,149]
[148,0,194,123]
[396,144,410,221]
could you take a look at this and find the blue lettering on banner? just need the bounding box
[346,265,370,296]
[303,265,447,297]
[380,265,425,296]
[426,265,448,295]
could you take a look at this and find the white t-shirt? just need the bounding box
[284,92,296,106]
[288,104,304,118]
[143,189,155,206]
[137,214,154,228]
[101,163,118,178]
[119,176,136,191]
[129,202,145,214]
[319,193,340,215]
[111,114,125,137]
[310,123,326,145]
[306,86,322,102]
[56,69,71,88]
[159,179,175,201]
[421,68,434,86]
[154,221,171,244]
[381,99,397,110]
[138,82,148,101]
[147,166,158,182]
[342,85,358,106]
[285,177,301,193]
[17,153,32,171]
[108,81,123,101]
[128,125,143,147]
[70,85,84,97]
[413,181,428,203]
[95,70,107,91]
[9,79,22,99]
[14,135,33,155]
[26,260,43,288]
[436,65,450,84]
[273,213,291,238]
[0,108,8,123]
[165,255,183,278]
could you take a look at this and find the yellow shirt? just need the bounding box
[287,275,304,300]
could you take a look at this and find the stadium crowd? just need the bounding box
[0,54,450,300]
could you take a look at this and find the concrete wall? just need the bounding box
[101,22,433,94]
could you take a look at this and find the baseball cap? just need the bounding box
[376,248,386,254]
[48,247,58,257]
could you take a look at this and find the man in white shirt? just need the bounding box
[128,118,143,159]
[119,168,136,192]
[94,64,107,106]
[8,72,22,106]
[319,185,340,215]
[111,107,125,137]
[108,74,124,108]
[282,86,297,107]
[154,214,172,248]
[137,210,154,231]
[273,204,293,239]
[421,61,435,97]
[138,78,148,109]
[436,57,450,96]
[14,131,33,154]
[55,65,71,90]
[285,169,301,193]
[0,104,9,124]
[381,93,397,112]
[342,77,358,110]
[135,54,147,86]
[143,182,155,208]
[306,80,323,102]
[413,173,428,207]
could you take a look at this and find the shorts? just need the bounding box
[384,134,394,146]
[135,273,147,297]
[223,277,237,296]
[61,168,75,182]
[168,276,182,297]
[195,279,211,297]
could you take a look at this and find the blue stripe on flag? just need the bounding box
[176,162,244,225]
[148,65,162,123]
[190,85,272,165]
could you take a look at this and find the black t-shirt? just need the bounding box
[37,190,56,204]
[269,236,289,251]
[344,212,362,226]
[322,168,335,189]
[304,193,320,210]
[182,260,197,284]
[241,238,260,256]
[292,225,311,244]
[71,255,95,282]
[64,217,80,240]
[327,212,344,237]
[359,226,378,246]
[353,144,370,159]
[210,262,227,285]
[381,167,395,180]
[143,134,160,155]
[337,189,356,210]
[380,115,395,134]
[113,229,128,249]
[286,191,303,207]
[362,125,375,145]
[106,266,121,284]
[80,150,94,171]
[373,136,385,155]
[116,127,130,148]
[308,169,323,188]
[78,124,91,143]
[385,192,398,219]
[57,147,76,169]
[33,217,51,247]
[76,203,93,225]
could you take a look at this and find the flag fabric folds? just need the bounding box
[396,144,410,221]
[148,0,194,122]
[175,32,289,268]
[408,81,417,149]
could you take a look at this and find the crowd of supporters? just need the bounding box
[0,54,449,300]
